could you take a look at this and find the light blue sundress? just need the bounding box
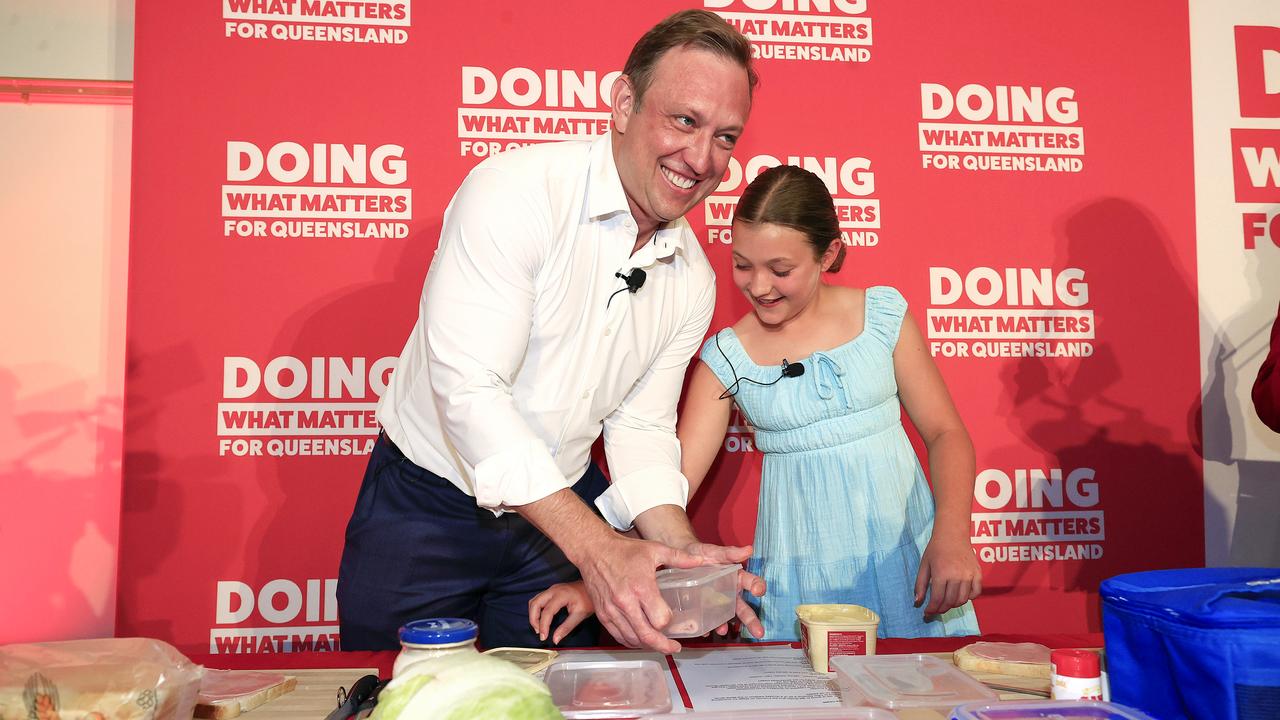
[699,286,980,640]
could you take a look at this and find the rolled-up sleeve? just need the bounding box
[422,168,570,509]
[596,275,716,530]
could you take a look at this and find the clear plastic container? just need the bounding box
[544,659,673,718]
[831,654,998,709]
[949,700,1156,719]
[655,564,739,638]
[392,617,479,677]
[651,708,897,719]
[797,604,881,673]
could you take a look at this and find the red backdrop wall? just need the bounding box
[122,0,1202,654]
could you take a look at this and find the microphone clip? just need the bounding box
[615,268,647,294]
[607,268,647,309]
[781,359,805,378]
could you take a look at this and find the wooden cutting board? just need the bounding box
[195,675,298,720]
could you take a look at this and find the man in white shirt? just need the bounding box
[337,9,763,653]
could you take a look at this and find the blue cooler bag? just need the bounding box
[1101,568,1280,720]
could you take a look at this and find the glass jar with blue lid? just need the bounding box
[393,618,480,677]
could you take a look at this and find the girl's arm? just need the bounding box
[677,360,736,498]
[893,311,983,616]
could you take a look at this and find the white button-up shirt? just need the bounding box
[377,134,715,530]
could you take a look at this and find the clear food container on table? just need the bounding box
[655,563,739,638]
[544,658,673,718]
[830,654,997,709]
[949,700,1156,719]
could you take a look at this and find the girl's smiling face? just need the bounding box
[731,220,839,328]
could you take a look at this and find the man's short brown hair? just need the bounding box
[623,9,757,106]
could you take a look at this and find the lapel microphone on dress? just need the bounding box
[782,359,806,378]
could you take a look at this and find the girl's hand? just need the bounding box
[680,541,767,640]
[913,536,982,616]
[529,581,595,645]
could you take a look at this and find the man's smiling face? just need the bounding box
[610,45,752,239]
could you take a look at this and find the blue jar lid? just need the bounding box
[398,618,478,645]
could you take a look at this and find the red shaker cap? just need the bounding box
[1051,648,1100,678]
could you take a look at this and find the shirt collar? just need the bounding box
[588,133,686,264]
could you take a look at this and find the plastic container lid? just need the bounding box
[949,700,1157,719]
[545,659,672,718]
[651,708,897,719]
[398,618,478,645]
[1051,648,1100,678]
[482,647,558,674]
[831,654,997,709]
[656,564,739,589]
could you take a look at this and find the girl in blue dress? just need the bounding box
[529,165,980,644]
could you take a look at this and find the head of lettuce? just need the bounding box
[372,651,565,720]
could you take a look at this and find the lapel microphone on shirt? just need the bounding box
[606,268,647,309]
[616,268,647,293]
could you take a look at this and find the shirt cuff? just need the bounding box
[473,438,570,510]
[594,465,689,531]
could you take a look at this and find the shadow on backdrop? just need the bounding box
[985,198,1203,631]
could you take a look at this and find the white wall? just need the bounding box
[1190,0,1280,568]
[0,1,133,643]
[0,0,134,80]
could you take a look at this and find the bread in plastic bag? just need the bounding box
[0,638,203,720]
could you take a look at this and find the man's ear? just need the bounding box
[610,74,636,134]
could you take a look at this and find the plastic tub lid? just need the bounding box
[831,654,997,709]
[656,564,739,589]
[797,604,880,625]
[398,618,478,645]
[545,659,672,718]
[651,708,896,719]
[949,700,1157,719]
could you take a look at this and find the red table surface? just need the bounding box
[188,632,1105,679]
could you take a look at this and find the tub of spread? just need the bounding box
[796,604,881,674]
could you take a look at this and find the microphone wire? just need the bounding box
[715,331,804,400]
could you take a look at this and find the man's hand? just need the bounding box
[516,490,709,653]
[631,506,769,640]
[575,534,705,653]
[913,535,982,617]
